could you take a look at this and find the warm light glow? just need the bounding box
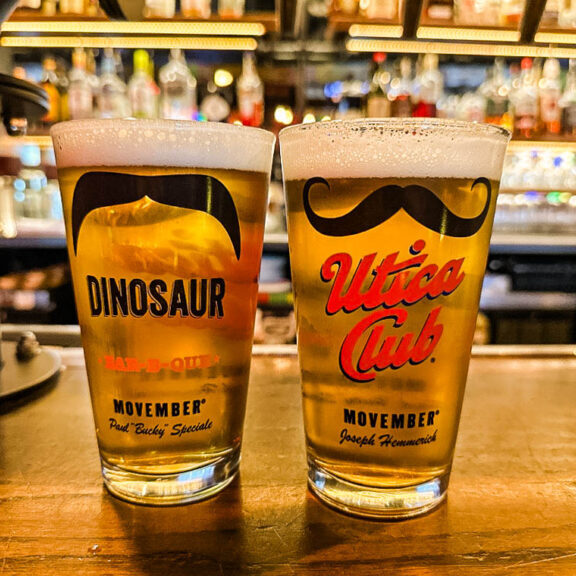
[214,69,234,87]
[1,36,258,50]
[274,105,294,125]
[508,140,576,151]
[534,31,576,44]
[303,113,316,123]
[417,26,520,42]
[348,24,404,38]
[320,115,332,121]
[346,38,576,58]
[1,20,267,36]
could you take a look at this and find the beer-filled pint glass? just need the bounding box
[280,119,510,519]
[52,119,275,505]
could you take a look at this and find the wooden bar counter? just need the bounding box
[1,345,576,575]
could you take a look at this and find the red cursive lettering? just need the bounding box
[340,306,444,381]
[321,240,465,381]
[322,241,464,315]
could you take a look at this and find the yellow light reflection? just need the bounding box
[508,140,576,151]
[1,35,258,50]
[535,31,576,44]
[214,69,234,87]
[346,38,576,58]
[274,105,294,125]
[349,24,404,38]
[417,26,520,42]
[1,20,267,36]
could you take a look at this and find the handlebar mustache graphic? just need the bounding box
[303,176,492,238]
[72,172,241,260]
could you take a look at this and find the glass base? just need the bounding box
[101,449,240,506]
[308,459,448,520]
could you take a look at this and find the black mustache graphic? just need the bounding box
[303,176,491,238]
[72,172,241,260]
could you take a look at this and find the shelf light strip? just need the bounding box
[0,35,258,50]
[1,20,266,36]
[348,24,404,38]
[534,31,576,44]
[508,140,576,150]
[346,38,576,58]
[417,26,520,42]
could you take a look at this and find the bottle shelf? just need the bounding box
[0,12,278,49]
[332,0,576,57]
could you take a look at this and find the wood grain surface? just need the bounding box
[1,349,575,575]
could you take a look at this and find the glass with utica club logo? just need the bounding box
[280,119,510,519]
[51,119,275,505]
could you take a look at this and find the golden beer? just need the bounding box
[280,120,510,518]
[52,120,275,504]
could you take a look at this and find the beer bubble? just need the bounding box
[51,119,275,174]
[280,119,509,182]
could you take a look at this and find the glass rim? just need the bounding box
[51,118,276,145]
[279,118,511,142]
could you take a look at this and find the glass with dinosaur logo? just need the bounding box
[280,119,510,519]
[52,119,275,505]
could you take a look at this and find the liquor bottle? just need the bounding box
[454,0,500,25]
[200,80,232,122]
[98,49,130,119]
[86,48,101,113]
[39,56,61,129]
[559,0,576,26]
[539,58,562,136]
[218,0,245,17]
[159,49,197,120]
[560,60,576,136]
[17,0,41,10]
[512,58,539,139]
[54,58,70,121]
[236,52,264,127]
[500,0,522,24]
[59,0,86,15]
[412,54,443,118]
[541,0,559,24]
[358,0,398,19]
[128,50,158,119]
[388,57,414,117]
[335,76,365,120]
[457,91,486,122]
[42,0,57,15]
[483,58,513,131]
[330,0,359,15]
[68,48,93,120]
[144,0,176,17]
[426,0,453,20]
[181,0,211,18]
[365,52,391,118]
[13,145,47,220]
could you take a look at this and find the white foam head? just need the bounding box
[51,119,276,173]
[279,119,510,181]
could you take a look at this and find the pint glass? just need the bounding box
[52,119,275,505]
[280,119,510,519]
